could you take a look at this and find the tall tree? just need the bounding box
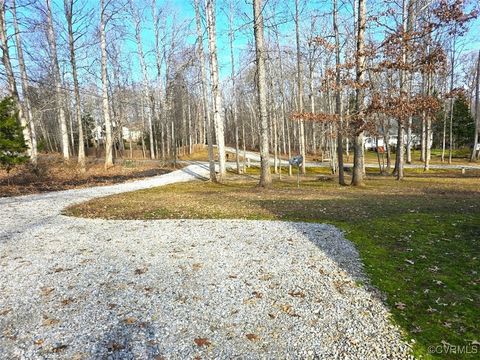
[228,0,240,174]
[45,0,70,160]
[1,0,33,163]
[294,0,306,174]
[351,0,366,186]
[130,0,155,159]
[100,0,113,168]
[333,0,345,185]
[11,0,37,166]
[471,50,480,161]
[205,0,226,180]
[194,0,216,181]
[64,0,86,171]
[253,0,271,187]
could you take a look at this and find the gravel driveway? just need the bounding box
[0,164,412,359]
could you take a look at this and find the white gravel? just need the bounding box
[0,164,412,359]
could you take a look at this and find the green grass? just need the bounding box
[66,170,480,359]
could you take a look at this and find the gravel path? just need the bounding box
[224,146,480,170]
[0,164,412,359]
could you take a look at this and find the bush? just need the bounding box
[0,97,28,172]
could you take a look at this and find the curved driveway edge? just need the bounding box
[0,164,413,359]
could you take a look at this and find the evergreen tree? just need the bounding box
[0,97,28,172]
[452,93,475,148]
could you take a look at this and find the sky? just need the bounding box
[2,0,480,92]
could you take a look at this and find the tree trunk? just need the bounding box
[229,2,240,174]
[11,0,37,166]
[351,0,366,186]
[253,0,271,187]
[295,0,306,174]
[100,0,113,168]
[0,1,31,154]
[471,50,480,161]
[46,0,69,160]
[130,0,155,160]
[333,0,346,185]
[64,0,86,171]
[205,0,226,180]
[448,33,456,164]
[194,0,216,182]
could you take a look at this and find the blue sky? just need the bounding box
[3,0,480,90]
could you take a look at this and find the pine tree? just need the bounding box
[452,94,475,148]
[0,97,28,172]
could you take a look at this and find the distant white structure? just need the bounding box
[364,133,429,150]
[122,126,142,142]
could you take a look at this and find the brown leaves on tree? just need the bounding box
[291,112,340,123]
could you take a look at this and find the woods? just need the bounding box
[0,0,479,185]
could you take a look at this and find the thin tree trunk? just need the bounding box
[253,0,271,187]
[448,33,456,164]
[100,0,113,168]
[352,0,366,186]
[334,0,345,185]
[295,0,306,174]
[471,50,480,161]
[46,0,69,160]
[205,0,226,180]
[194,0,216,182]
[64,0,86,171]
[130,0,155,160]
[228,3,240,174]
[11,0,37,166]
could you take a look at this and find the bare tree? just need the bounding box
[333,0,345,185]
[11,0,37,166]
[194,0,216,181]
[45,0,70,160]
[100,0,113,168]
[205,0,226,180]
[253,0,271,187]
[129,0,155,159]
[294,0,306,174]
[64,0,86,171]
[472,50,480,161]
[351,0,366,186]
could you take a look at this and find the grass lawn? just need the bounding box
[66,168,480,359]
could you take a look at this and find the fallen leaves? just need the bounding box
[252,291,263,299]
[51,344,68,353]
[134,267,148,275]
[107,341,125,352]
[245,333,259,341]
[288,291,305,298]
[60,298,75,306]
[194,338,211,347]
[40,287,55,296]
[0,308,12,316]
[279,304,300,317]
[42,315,59,326]
[123,317,137,325]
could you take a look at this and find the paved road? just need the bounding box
[0,164,411,359]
